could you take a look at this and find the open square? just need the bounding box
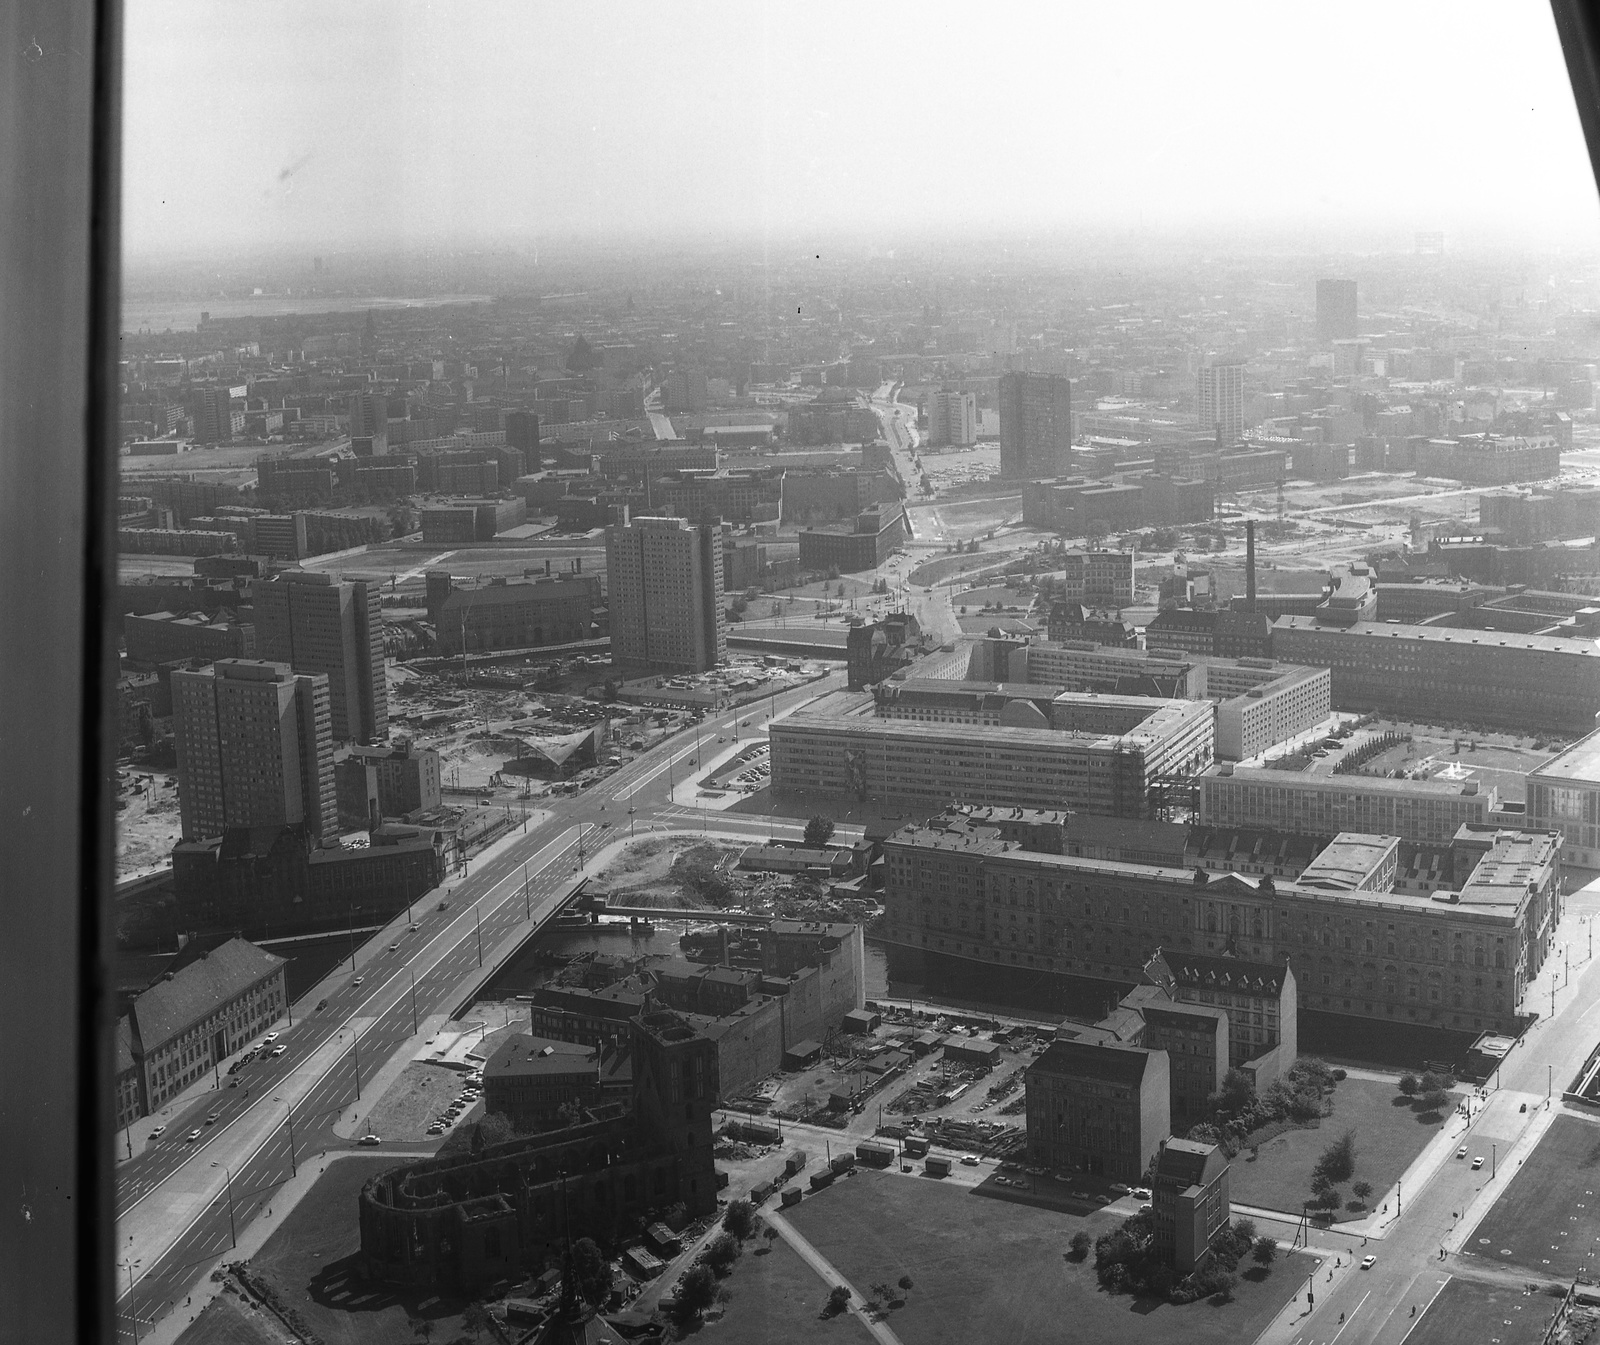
[1407,1277,1557,1345]
[1463,1114,1600,1279]
[783,1169,1310,1345]
[1224,1076,1449,1221]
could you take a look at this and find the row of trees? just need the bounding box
[1399,1070,1457,1115]
[1185,1058,1344,1158]
[668,1198,762,1330]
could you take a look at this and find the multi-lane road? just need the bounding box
[115,672,841,1341]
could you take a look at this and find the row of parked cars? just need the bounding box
[427,1072,484,1137]
[148,1034,287,1141]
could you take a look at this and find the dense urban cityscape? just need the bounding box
[76,7,1600,1345]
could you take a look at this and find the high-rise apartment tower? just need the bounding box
[605,516,726,673]
[171,659,337,844]
[998,372,1072,480]
[251,570,388,744]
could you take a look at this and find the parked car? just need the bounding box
[262,1033,279,1045]
[148,1125,166,1139]
[960,1154,979,1166]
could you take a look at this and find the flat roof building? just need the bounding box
[1527,729,1600,870]
[606,515,726,675]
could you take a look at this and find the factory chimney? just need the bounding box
[1246,519,1257,611]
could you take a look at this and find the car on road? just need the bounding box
[1361,1255,1377,1270]
[1472,1156,1485,1169]
[438,900,451,911]
[1457,1146,1468,1159]
[186,1130,201,1143]
[960,1154,979,1166]
[389,942,400,952]
[408,923,419,933]
[205,1113,220,1125]
[1129,1186,1151,1201]
[1110,1182,1131,1194]
[262,1032,279,1045]
[316,999,327,1011]
[352,977,363,987]
[149,1125,166,1139]
[358,1135,382,1147]
[270,1045,286,1057]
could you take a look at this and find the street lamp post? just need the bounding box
[121,1261,140,1343]
[224,1166,238,1249]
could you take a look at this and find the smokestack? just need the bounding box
[1246,519,1257,611]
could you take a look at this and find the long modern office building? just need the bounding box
[881,810,1561,1036]
[1268,616,1600,731]
[605,515,726,674]
[171,658,337,844]
[251,569,388,744]
[1527,729,1600,869]
[998,371,1072,480]
[770,695,1214,819]
[1198,762,1506,845]
[993,641,1331,761]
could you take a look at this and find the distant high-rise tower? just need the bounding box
[605,516,726,674]
[1315,279,1359,342]
[348,391,388,456]
[171,659,337,844]
[1195,362,1245,443]
[664,369,708,415]
[927,390,978,448]
[251,571,388,744]
[997,372,1072,480]
[192,386,236,444]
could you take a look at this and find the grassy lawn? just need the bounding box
[1406,1277,1555,1345]
[1463,1114,1600,1280]
[784,1170,1309,1345]
[361,1061,472,1145]
[248,1155,482,1345]
[1224,1077,1449,1222]
[689,1235,876,1345]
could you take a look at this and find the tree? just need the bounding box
[803,815,836,848]
[673,1266,717,1326]
[460,1302,493,1342]
[1211,1272,1238,1302]
[474,1112,514,1151]
[1315,1129,1357,1186]
[1418,1070,1442,1094]
[897,1275,914,1292]
[827,1285,852,1315]
[1399,1073,1419,1096]
[1068,1231,1093,1260]
[723,1198,756,1241]
[1209,1068,1256,1116]
[704,1232,740,1277]
[1419,1088,1448,1112]
[763,1225,780,1251]
[1252,1236,1278,1266]
[1351,1180,1373,1206]
[572,1237,612,1308]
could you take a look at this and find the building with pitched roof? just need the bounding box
[1024,1039,1170,1180]
[125,937,287,1114]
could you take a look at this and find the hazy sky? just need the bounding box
[124,1,1600,260]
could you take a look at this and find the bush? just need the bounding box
[827,1284,852,1315]
[1399,1073,1419,1096]
[1068,1231,1092,1260]
[1252,1236,1277,1266]
[1351,1180,1373,1205]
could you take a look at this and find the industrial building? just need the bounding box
[795,504,907,572]
[1061,549,1137,607]
[123,610,254,666]
[425,572,601,657]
